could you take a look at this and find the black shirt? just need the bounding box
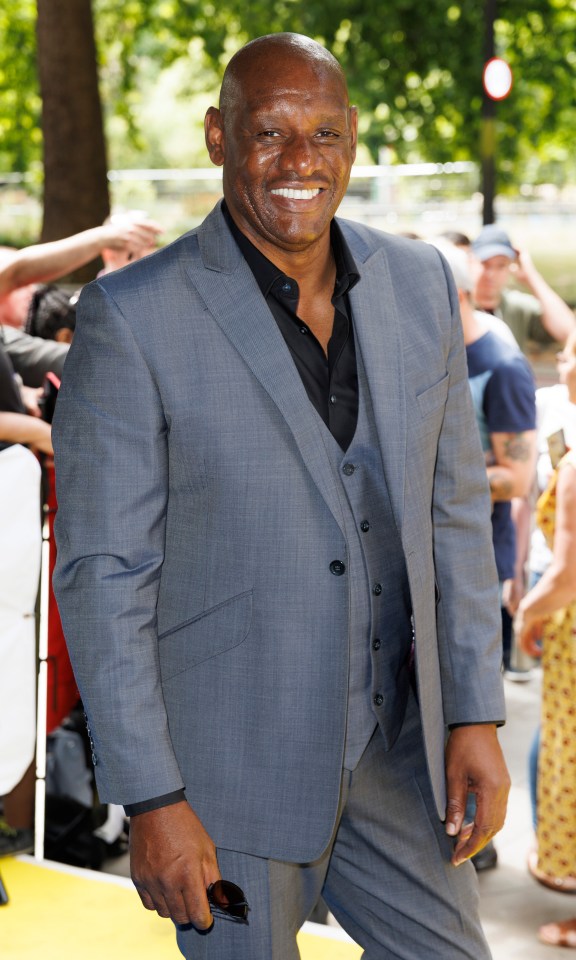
[223,203,361,451]
[0,341,26,454]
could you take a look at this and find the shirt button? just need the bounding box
[373,693,384,707]
[329,560,346,576]
[300,326,308,334]
[372,583,382,596]
[342,463,355,476]
[281,282,292,294]
[360,520,370,532]
[372,638,381,650]
[330,394,337,405]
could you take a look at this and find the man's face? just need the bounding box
[472,254,512,311]
[205,51,357,257]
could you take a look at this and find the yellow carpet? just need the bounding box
[0,857,362,959]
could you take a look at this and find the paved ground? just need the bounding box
[103,667,573,957]
[477,669,574,959]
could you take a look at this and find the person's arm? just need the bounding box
[504,495,533,616]
[445,724,510,865]
[1,326,69,386]
[0,411,52,454]
[512,250,575,344]
[428,252,510,860]
[52,280,218,927]
[516,460,576,655]
[0,219,163,296]
[487,429,537,501]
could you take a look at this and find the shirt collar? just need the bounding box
[221,201,360,301]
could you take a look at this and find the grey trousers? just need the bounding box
[176,690,492,960]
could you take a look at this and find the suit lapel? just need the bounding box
[347,242,407,530]
[184,207,347,533]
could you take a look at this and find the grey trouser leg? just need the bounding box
[175,690,491,960]
[322,691,491,959]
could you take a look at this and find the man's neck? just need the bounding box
[460,297,488,346]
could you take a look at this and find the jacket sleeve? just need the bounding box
[429,253,506,727]
[52,280,185,805]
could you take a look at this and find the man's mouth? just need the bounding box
[270,188,322,200]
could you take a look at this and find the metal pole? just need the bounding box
[481,0,497,224]
[34,507,51,861]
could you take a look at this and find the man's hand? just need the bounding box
[129,800,221,928]
[444,725,510,867]
[100,217,163,258]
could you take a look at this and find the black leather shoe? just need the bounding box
[472,841,498,872]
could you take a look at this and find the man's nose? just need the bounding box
[277,134,320,176]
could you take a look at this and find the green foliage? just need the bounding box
[0,0,41,174]
[0,0,575,188]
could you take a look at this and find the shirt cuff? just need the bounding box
[124,789,186,817]
[448,720,505,729]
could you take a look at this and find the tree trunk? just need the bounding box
[36,0,110,282]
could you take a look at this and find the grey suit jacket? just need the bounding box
[53,202,504,863]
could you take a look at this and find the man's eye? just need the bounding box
[258,130,280,138]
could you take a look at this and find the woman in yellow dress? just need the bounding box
[516,329,576,948]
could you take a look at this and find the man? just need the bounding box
[471,224,575,352]
[53,34,509,960]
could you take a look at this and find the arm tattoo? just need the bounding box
[489,471,514,501]
[502,433,531,462]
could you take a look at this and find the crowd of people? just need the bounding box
[0,213,162,858]
[1,31,575,957]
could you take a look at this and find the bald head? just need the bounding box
[220,33,348,115]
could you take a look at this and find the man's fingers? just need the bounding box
[444,793,467,837]
[134,878,213,928]
[452,821,489,866]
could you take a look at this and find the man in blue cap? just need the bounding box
[472,224,574,352]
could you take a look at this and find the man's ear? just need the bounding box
[349,106,358,164]
[205,107,225,166]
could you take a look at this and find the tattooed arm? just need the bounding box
[487,430,537,502]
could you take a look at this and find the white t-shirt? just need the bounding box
[529,384,576,575]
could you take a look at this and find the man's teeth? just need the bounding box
[271,188,321,199]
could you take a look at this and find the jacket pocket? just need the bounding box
[416,373,449,419]
[159,589,253,681]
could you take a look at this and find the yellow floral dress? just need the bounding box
[535,449,576,880]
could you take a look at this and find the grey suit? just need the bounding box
[53,202,504,956]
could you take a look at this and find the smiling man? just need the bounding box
[53,34,509,960]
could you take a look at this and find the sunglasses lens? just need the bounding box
[207,880,249,922]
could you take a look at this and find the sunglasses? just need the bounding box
[207,879,250,924]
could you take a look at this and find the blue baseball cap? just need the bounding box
[472,224,517,262]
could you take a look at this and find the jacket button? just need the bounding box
[373,693,384,707]
[372,638,381,650]
[342,462,355,476]
[329,560,346,576]
[360,520,370,532]
[372,582,382,596]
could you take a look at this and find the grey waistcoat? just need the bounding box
[320,346,413,770]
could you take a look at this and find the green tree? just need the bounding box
[37,0,110,280]
[0,1,575,208]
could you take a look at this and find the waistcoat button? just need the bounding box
[360,520,370,532]
[372,582,382,596]
[373,693,384,707]
[342,462,355,476]
[329,560,346,576]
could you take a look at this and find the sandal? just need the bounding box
[528,849,576,894]
[539,919,576,948]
